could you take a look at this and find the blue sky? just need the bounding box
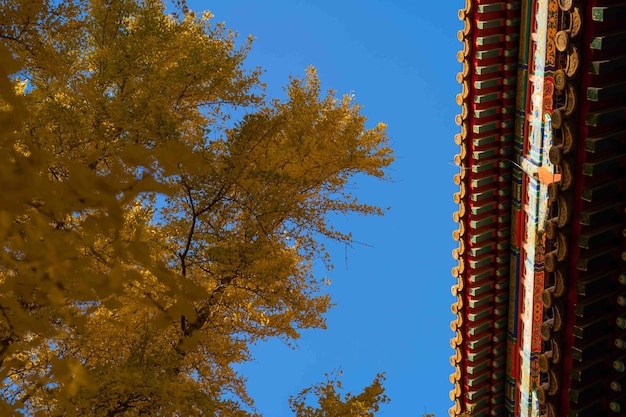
[189,1,462,415]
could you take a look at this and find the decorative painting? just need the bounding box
[517,0,559,415]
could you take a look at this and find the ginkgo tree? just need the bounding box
[289,372,389,417]
[0,0,394,415]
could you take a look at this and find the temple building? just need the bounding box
[450,0,626,416]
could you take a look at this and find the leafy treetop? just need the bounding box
[0,0,393,415]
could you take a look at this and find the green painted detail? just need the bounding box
[504,48,519,58]
[470,242,496,257]
[585,130,626,153]
[467,385,489,400]
[503,76,516,86]
[582,180,620,202]
[491,393,505,405]
[502,89,516,99]
[472,148,498,159]
[577,249,615,272]
[467,348,490,362]
[495,280,508,291]
[466,336,492,353]
[505,33,519,42]
[470,268,493,283]
[471,188,496,202]
[474,91,501,103]
[492,369,505,380]
[589,56,626,75]
[494,317,507,329]
[467,373,489,387]
[591,32,626,50]
[467,321,491,336]
[496,241,509,251]
[474,106,499,119]
[473,134,498,147]
[493,332,506,343]
[592,5,626,22]
[473,122,500,135]
[494,306,507,316]
[579,225,619,249]
[477,34,505,46]
[591,37,603,49]
[498,188,511,197]
[583,154,623,176]
[506,17,520,27]
[477,48,503,60]
[592,7,605,21]
[470,229,497,244]
[501,119,515,130]
[474,78,501,89]
[472,160,498,173]
[498,213,511,223]
[586,106,626,127]
[471,201,497,215]
[576,272,612,297]
[493,344,506,356]
[496,255,508,264]
[502,105,515,114]
[503,63,517,72]
[468,392,488,405]
[495,293,508,303]
[519,0,532,64]
[476,64,503,75]
[506,1,521,11]
[499,147,514,157]
[470,255,495,269]
[587,81,626,101]
[500,134,514,143]
[467,358,491,374]
[471,176,496,188]
[580,202,622,226]
[471,398,489,411]
[498,173,512,183]
[478,19,505,30]
[492,354,506,368]
[478,3,505,13]
[499,187,513,202]
[468,305,492,320]
[495,264,508,275]
[469,294,494,309]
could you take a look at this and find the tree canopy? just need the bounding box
[289,372,389,417]
[0,1,393,415]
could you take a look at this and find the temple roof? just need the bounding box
[450,1,521,415]
[451,1,626,416]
